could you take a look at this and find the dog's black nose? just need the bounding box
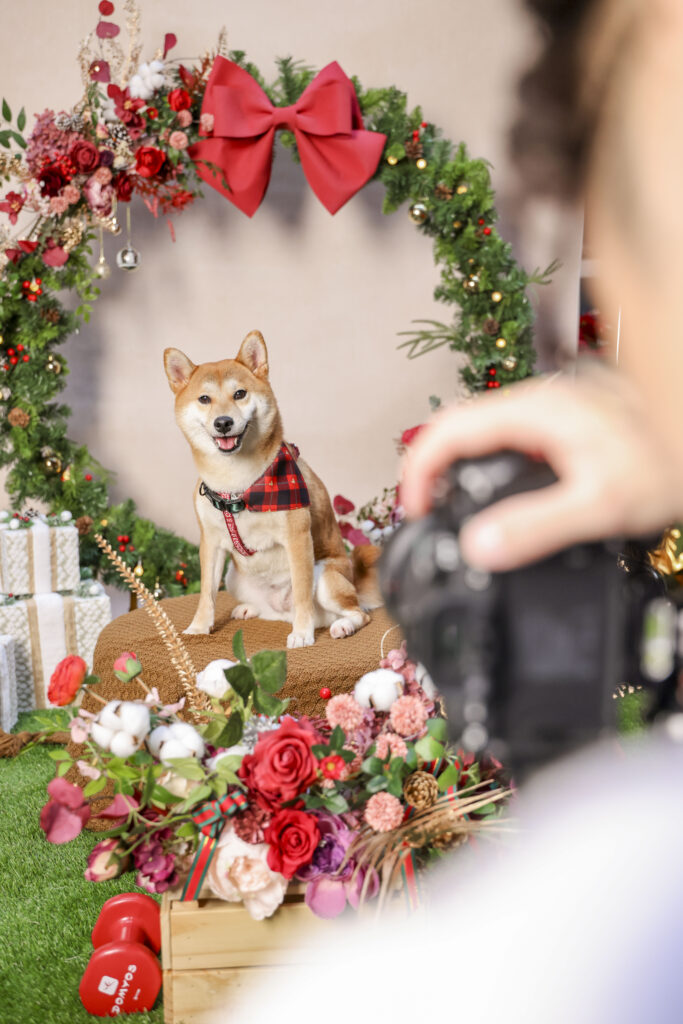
[213,416,234,435]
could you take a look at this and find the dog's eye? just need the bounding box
[233,389,247,400]
[198,394,211,404]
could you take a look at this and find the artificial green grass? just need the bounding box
[0,712,164,1024]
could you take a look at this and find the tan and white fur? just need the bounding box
[164,331,381,648]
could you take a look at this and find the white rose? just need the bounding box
[207,824,288,920]
[354,668,404,712]
[196,659,236,699]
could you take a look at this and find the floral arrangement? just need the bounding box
[37,636,510,920]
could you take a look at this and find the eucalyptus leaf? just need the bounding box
[251,650,287,693]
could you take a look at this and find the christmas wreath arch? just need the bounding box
[0,2,555,594]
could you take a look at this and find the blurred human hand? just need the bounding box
[401,368,682,571]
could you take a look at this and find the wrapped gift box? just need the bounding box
[0,517,80,597]
[0,634,17,732]
[0,592,111,711]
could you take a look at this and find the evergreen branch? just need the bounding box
[93,533,208,715]
[397,319,459,359]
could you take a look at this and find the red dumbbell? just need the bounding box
[79,893,162,1016]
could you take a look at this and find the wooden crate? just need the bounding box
[161,885,335,1024]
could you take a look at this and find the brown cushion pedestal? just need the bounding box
[86,593,401,719]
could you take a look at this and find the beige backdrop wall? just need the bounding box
[2,0,582,551]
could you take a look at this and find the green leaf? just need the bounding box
[414,736,445,761]
[225,662,255,703]
[426,718,448,742]
[56,760,72,777]
[367,775,388,793]
[312,744,329,759]
[216,712,243,749]
[253,687,287,717]
[214,754,243,776]
[46,748,72,762]
[176,821,198,839]
[165,756,205,781]
[175,783,212,813]
[329,726,345,750]
[17,107,25,132]
[303,793,324,809]
[251,650,287,693]
[320,791,349,814]
[437,763,461,792]
[200,716,227,746]
[0,131,12,148]
[361,756,385,776]
[232,629,247,663]
[386,777,404,798]
[140,764,158,807]
[83,775,108,797]
[2,99,11,122]
[151,784,182,806]
[10,131,26,149]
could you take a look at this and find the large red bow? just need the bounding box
[188,57,387,216]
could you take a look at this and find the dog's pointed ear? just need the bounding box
[237,331,269,378]
[164,348,195,394]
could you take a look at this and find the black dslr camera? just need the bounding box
[380,451,680,778]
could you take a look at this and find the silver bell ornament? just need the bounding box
[116,245,140,272]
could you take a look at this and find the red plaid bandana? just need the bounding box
[200,442,310,556]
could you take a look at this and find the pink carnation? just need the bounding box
[375,733,408,760]
[176,109,192,127]
[200,112,214,134]
[49,195,69,214]
[62,184,80,204]
[364,792,404,832]
[326,694,364,733]
[389,695,428,737]
[168,130,188,150]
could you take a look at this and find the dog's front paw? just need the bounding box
[330,616,358,639]
[231,604,258,621]
[287,628,315,649]
[183,619,212,635]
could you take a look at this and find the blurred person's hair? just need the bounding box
[511,0,640,200]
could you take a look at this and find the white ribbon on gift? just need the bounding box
[30,519,52,594]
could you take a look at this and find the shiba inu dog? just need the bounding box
[164,331,381,648]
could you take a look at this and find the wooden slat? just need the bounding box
[167,896,334,970]
[163,966,288,1024]
[160,893,173,972]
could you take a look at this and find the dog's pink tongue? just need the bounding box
[216,436,238,451]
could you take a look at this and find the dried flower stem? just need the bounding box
[93,533,208,713]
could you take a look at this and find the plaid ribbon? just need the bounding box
[181,791,248,901]
[399,847,422,911]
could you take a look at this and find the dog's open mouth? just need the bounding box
[213,430,245,454]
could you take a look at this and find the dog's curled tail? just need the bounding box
[352,544,384,610]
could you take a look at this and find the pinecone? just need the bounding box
[75,515,94,537]
[7,407,29,428]
[482,317,500,336]
[107,122,131,146]
[404,138,423,160]
[435,182,454,201]
[41,309,61,325]
[403,770,439,810]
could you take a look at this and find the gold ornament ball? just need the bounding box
[502,355,518,371]
[416,157,427,170]
[95,256,111,280]
[133,559,145,578]
[100,518,108,527]
[452,220,462,230]
[386,154,398,166]
[456,184,468,195]
[46,355,62,374]
[408,202,428,225]
[495,337,507,349]
[61,467,72,482]
[152,578,164,601]
[464,274,480,292]
[491,291,503,303]
[44,454,62,475]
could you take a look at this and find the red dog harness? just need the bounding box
[199,442,310,557]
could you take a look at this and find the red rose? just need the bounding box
[38,166,65,197]
[168,88,191,112]
[134,146,166,179]
[69,139,100,173]
[47,655,88,706]
[113,172,134,202]
[238,718,320,811]
[265,809,320,879]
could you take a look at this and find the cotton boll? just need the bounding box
[354,669,404,712]
[90,722,114,750]
[59,510,72,522]
[168,721,205,758]
[110,731,139,759]
[128,73,150,100]
[117,701,150,741]
[196,659,236,699]
[159,738,197,764]
[148,724,170,758]
[98,700,122,731]
[415,663,437,699]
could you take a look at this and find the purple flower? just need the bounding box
[133,830,178,893]
[296,813,379,919]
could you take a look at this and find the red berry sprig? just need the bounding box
[319,687,332,700]
[175,561,189,588]
[117,534,134,553]
[486,366,501,390]
[22,278,42,302]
